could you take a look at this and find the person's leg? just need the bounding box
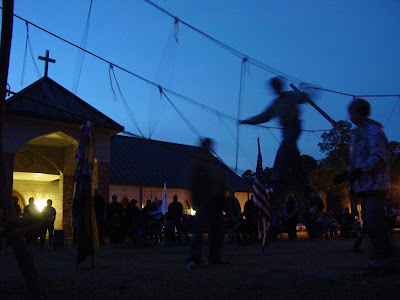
[362,193,392,262]
[73,226,77,246]
[187,214,202,266]
[40,223,47,245]
[271,123,297,184]
[48,222,54,245]
[176,217,182,241]
[274,121,309,187]
[208,213,225,262]
[287,218,293,239]
[96,217,104,244]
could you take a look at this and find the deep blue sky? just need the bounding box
[4,0,400,173]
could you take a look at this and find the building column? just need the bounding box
[62,175,74,238]
[1,152,15,215]
[98,161,110,203]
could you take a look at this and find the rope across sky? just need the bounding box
[143,1,400,99]
[3,8,334,133]
[1,5,398,140]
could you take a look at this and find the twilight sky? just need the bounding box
[4,0,400,173]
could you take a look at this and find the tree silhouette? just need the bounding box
[318,120,352,167]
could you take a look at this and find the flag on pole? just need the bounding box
[161,182,168,215]
[252,138,272,248]
[72,121,99,266]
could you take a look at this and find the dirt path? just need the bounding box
[1,235,399,299]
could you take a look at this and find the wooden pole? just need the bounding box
[0,2,47,298]
[290,84,336,126]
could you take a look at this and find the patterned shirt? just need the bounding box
[349,119,390,193]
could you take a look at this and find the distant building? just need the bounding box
[4,77,252,237]
[110,135,252,213]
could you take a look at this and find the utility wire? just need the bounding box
[72,0,94,93]
[217,112,255,169]
[236,58,247,170]
[384,96,400,127]
[20,21,41,84]
[160,88,228,165]
[144,1,400,98]
[110,66,145,137]
[160,87,202,140]
[3,8,394,136]
[6,89,119,129]
[144,0,304,84]
[308,86,400,98]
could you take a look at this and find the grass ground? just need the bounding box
[1,233,399,299]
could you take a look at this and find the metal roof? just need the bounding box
[110,135,252,192]
[5,77,124,132]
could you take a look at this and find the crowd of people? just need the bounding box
[0,197,58,252]
[0,75,397,284]
[92,192,188,247]
[0,81,396,275]
[91,189,260,248]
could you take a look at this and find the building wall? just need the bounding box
[13,179,62,229]
[3,115,114,163]
[235,191,252,212]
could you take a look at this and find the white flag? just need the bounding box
[161,182,168,215]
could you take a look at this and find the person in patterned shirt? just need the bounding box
[334,98,392,271]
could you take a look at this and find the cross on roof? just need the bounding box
[38,50,56,77]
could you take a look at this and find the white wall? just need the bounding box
[13,179,62,229]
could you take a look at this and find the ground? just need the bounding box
[1,233,400,299]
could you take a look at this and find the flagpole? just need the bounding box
[258,138,264,255]
[262,237,265,254]
[290,84,336,126]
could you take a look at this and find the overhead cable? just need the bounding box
[144,0,303,84]
[384,96,400,127]
[1,9,368,133]
[109,65,145,137]
[20,21,41,84]
[143,1,400,99]
[72,0,94,93]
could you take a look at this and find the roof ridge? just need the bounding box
[110,135,252,191]
[114,134,201,150]
[6,77,48,104]
[45,78,123,129]
[5,77,124,131]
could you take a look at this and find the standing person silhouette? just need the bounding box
[334,98,392,272]
[186,138,228,269]
[239,77,311,190]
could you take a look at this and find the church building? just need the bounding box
[4,76,252,237]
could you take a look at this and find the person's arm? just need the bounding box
[295,91,311,104]
[284,203,289,217]
[239,102,276,125]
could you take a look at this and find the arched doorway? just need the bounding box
[12,189,26,210]
[13,132,78,230]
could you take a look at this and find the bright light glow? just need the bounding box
[190,209,196,216]
[13,172,60,182]
[35,198,48,212]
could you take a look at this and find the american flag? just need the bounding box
[252,138,271,248]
